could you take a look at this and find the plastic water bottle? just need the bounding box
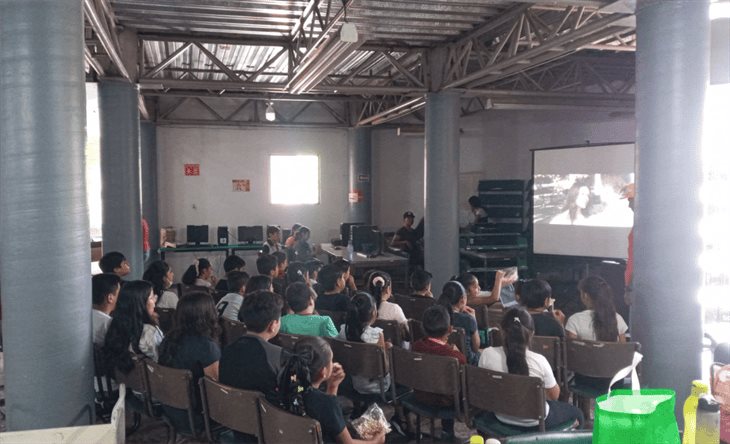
[696,394,720,444]
[683,380,710,444]
[346,242,354,261]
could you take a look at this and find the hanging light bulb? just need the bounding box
[265,102,276,121]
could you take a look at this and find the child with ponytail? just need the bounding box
[437,280,480,365]
[340,292,391,395]
[565,275,627,342]
[278,337,386,444]
[181,258,217,289]
[479,307,583,429]
[367,271,407,325]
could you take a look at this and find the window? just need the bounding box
[270,155,320,204]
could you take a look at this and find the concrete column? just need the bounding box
[0,0,94,429]
[99,80,144,279]
[140,121,158,263]
[347,127,372,224]
[424,91,461,289]
[633,0,709,422]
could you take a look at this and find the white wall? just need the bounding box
[371,109,635,231]
[155,109,634,274]
[157,125,348,275]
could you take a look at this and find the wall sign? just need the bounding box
[184,164,200,176]
[358,174,370,182]
[232,179,251,192]
[349,190,362,203]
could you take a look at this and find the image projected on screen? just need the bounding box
[534,173,634,227]
[532,143,635,259]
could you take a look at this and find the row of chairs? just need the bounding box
[105,353,324,443]
[272,331,584,440]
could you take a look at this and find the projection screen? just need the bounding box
[532,143,635,258]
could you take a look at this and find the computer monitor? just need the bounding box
[237,225,264,244]
[351,225,379,253]
[340,222,365,246]
[186,225,209,246]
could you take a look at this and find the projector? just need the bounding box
[340,22,358,43]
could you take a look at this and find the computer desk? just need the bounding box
[320,243,409,285]
[159,243,263,261]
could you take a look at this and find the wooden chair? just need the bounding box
[144,360,201,442]
[259,397,323,444]
[531,336,565,388]
[329,337,390,404]
[565,339,640,406]
[473,304,490,330]
[114,353,154,419]
[487,307,505,329]
[317,309,347,329]
[155,308,175,335]
[220,318,247,347]
[199,377,262,443]
[374,319,404,347]
[408,318,426,343]
[272,332,309,351]
[464,365,575,438]
[449,327,468,356]
[393,294,434,321]
[390,346,463,441]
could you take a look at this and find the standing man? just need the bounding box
[391,211,424,267]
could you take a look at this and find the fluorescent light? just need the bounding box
[265,102,276,121]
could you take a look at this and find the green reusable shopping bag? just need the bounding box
[593,352,680,444]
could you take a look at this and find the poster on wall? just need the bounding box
[184,164,200,176]
[232,179,251,192]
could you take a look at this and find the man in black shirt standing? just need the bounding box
[391,211,424,266]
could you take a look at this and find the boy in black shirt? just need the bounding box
[220,291,284,399]
[314,265,349,312]
[519,279,565,338]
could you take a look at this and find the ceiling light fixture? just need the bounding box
[287,1,363,94]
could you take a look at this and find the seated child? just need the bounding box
[438,281,480,365]
[281,282,338,337]
[410,268,433,298]
[411,305,466,438]
[278,337,386,444]
[519,279,565,338]
[261,225,282,254]
[333,258,358,296]
[99,251,130,278]
[368,271,407,325]
[315,265,350,312]
[143,260,178,309]
[285,261,310,287]
[479,307,583,429]
[306,259,324,286]
[215,271,249,321]
[215,255,246,294]
[340,292,391,394]
[181,258,217,289]
[220,290,285,401]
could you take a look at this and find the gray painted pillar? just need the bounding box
[99,80,144,279]
[0,0,94,429]
[633,0,709,422]
[140,121,159,263]
[424,92,461,289]
[347,127,372,224]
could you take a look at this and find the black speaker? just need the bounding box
[217,226,229,246]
